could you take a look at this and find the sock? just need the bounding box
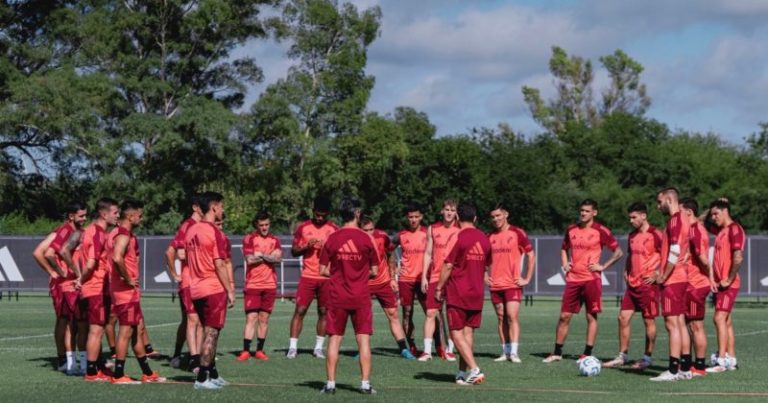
[289,338,298,350]
[173,342,183,358]
[314,336,325,351]
[447,339,455,354]
[97,356,106,371]
[109,346,116,356]
[396,339,408,351]
[79,351,87,370]
[583,345,593,356]
[137,355,152,376]
[407,338,416,349]
[257,338,266,352]
[144,344,154,354]
[645,350,652,357]
[86,360,98,376]
[189,354,200,370]
[326,380,336,389]
[694,357,706,370]
[361,380,371,390]
[669,356,680,374]
[510,342,519,355]
[209,365,219,379]
[470,367,480,375]
[554,344,563,356]
[196,366,209,383]
[114,359,126,378]
[243,338,252,353]
[501,344,509,355]
[66,351,74,370]
[680,354,692,371]
[57,355,66,368]
[424,338,433,355]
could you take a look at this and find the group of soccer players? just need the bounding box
[32,186,746,392]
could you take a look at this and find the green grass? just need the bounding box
[1,295,767,402]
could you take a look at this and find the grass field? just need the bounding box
[1,294,767,402]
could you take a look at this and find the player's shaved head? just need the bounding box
[119,199,144,219]
[658,187,679,200]
[457,203,477,223]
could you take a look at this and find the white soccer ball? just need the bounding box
[578,356,601,377]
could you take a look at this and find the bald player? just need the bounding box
[420,199,459,361]
[487,202,535,363]
[650,188,691,382]
[32,202,87,374]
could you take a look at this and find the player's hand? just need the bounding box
[709,280,718,294]
[588,262,604,272]
[720,279,731,289]
[73,277,82,290]
[390,279,399,292]
[434,288,443,302]
[655,275,666,285]
[123,277,138,288]
[643,273,658,285]
[514,278,529,287]
[421,280,428,294]
[562,262,572,273]
[227,291,236,308]
[308,239,321,249]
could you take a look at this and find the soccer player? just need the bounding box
[80,198,119,381]
[287,196,338,359]
[650,188,691,382]
[705,198,745,373]
[318,197,379,395]
[604,202,662,370]
[109,199,165,384]
[393,204,428,356]
[359,215,416,360]
[185,191,235,389]
[681,198,715,376]
[435,203,491,386]
[165,195,203,370]
[487,202,535,363]
[32,202,87,374]
[420,199,459,361]
[543,199,623,363]
[237,211,282,362]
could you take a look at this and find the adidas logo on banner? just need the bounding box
[153,259,181,283]
[0,246,24,282]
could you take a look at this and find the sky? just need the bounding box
[241,0,768,144]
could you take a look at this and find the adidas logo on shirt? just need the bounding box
[338,240,362,261]
[467,242,485,261]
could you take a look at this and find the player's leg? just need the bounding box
[420,308,439,360]
[171,295,187,367]
[582,278,602,359]
[112,323,134,380]
[493,300,508,360]
[689,319,706,374]
[254,311,271,360]
[187,312,202,371]
[131,317,162,382]
[324,335,342,393]
[106,310,117,358]
[353,305,375,393]
[238,311,259,361]
[584,311,598,358]
[197,326,221,384]
[725,313,736,367]
[545,282,580,362]
[288,303,310,357]
[313,280,329,358]
[506,300,521,362]
[84,296,108,380]
[54,316,66,371]
[139,320,158,358]
[709,310,729,372]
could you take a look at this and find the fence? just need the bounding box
[2,235,768,298]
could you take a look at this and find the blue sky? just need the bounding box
[242,0,768,144]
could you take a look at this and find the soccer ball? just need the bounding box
[578,356,601,377]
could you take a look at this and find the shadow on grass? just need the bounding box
[295,380,361,393]
[28,356,58,370]
[615,365,668,376]
[413,371,456,383]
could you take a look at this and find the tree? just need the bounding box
[599,49,651,116]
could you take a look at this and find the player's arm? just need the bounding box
[657,244,680,284]
[591,246,623,272]
[421,226,434,292]
[112,234,136,288]
[164,245,181,283]
[560,249,571,273]
[214,258,235,307]
[33,233,63,277]
[518,249,536,286]
[59,231,83,282]
[723,250,743,288]
[369,263,379,279]
[434,262,453,301]
[226,258,235,291]
[291,232,318,257]
[261,245,283,264]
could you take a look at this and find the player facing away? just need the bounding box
[109,199,165,384]
[680,198,716,376]
[185,191,236,389]
[31,202,87,374]
[80,198,119,381]
[420,200,459,361]
[359,215,416,360]
[650,188,691,382]
[435,203,492,385]
[393,204,428,356]
[318,197,379,395]
[165,194,203,371]
[237,211,283,362]
[543,199,623,363]
[604,202,662,370]
[705,199,745,373]
[287,196,338,359]
[487,202,536,363]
